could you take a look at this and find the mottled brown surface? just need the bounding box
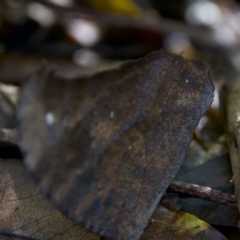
[0,159,99,240]
[17,51,214,239]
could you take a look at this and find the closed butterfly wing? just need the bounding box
[17,51,214,240]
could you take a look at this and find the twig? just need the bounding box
[21,0,235,49]
[226,77,240,221]
[169,180,237,207]
[0,128,18,146]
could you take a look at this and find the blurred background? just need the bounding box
[1,0,240,84]
[0,0,237,177]
[1,0,238,144]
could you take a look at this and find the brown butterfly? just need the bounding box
[17,51,214,240]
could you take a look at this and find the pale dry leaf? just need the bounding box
[0,159,100,240]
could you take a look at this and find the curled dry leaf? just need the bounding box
[0,159,100,240]
[17,51,214,239]
[140,205,227,240]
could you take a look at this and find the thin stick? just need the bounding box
[226,77,240,222]
[169,180,237,207]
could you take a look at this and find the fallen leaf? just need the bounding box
[177,197,239,227]
[176,154,233,187]
[168,155,239,227]
[140,205,226,240]
[0,159,100,240]
[17,51,214,239]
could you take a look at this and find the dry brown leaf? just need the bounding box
[0,159,100,240]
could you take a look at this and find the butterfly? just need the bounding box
[17,50,214,240]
